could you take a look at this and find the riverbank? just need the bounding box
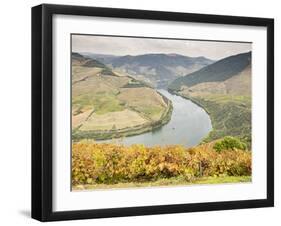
[72,97,173,141]
[103,89,212,147]
[169,89,251,147]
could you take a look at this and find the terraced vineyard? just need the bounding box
[72,53,172,140]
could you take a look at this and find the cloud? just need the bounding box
[72,35,251,60]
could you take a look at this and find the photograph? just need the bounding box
[30,3,274,221]
[71,34,252,190]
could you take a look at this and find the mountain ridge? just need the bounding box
[168,51,251,91]
[82,53,214,88]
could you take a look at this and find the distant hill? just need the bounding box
[72,52,86,61]
[85,53,214,88]
[108,54,212,68]
[169,52,251,93]
[81,53,119,64]
[72,52,107,68]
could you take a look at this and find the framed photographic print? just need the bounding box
[31,4,274,221]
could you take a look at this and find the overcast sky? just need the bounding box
[72,35,251,60]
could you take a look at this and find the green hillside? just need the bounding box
[169,51,252,147]
[183,94,251,146]
[169,52,251,91]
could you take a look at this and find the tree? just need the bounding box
[213,136,247,152]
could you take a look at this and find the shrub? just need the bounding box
[213,136,247,153]
[72,142,251,186]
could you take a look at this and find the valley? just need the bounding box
[73,51,252,147]
[71,34,253,189]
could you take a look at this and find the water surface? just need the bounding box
[101,89,212,147]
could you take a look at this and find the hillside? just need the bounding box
[72,52,107,68]
[72,53,172,140]
[85,53,214,88]
[185,94,252,146]
[169,51,251,91]
[168,52,252,147]
[81,53,119,64]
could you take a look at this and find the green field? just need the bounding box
[73,92,126,115]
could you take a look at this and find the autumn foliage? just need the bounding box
[72,141,251,186]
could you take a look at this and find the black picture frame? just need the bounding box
[32,3,274,222]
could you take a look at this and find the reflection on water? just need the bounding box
[100,89,212,147]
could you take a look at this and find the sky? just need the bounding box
[72,35,252,60]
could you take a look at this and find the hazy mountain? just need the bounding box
[80,53,119,64]
[85,53,214,88]
[72,52,85,61]
[168,51,251,95]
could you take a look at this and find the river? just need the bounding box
[101,89,212,147]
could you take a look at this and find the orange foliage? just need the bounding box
[72,142,251,185]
